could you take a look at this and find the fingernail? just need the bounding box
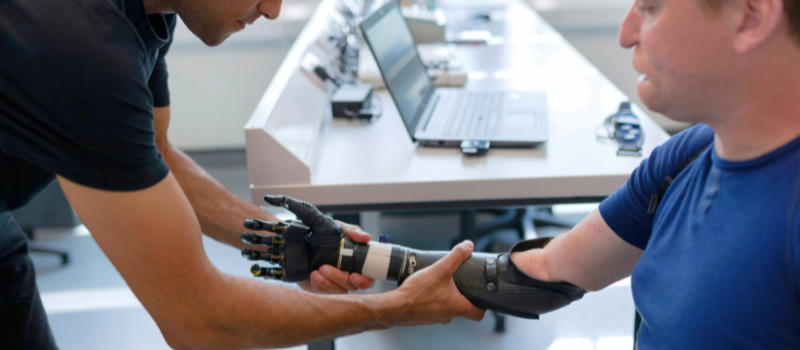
[312,273,324,284]
[320,266,332,277]
[350,275,361,285]
[463,240,474,248]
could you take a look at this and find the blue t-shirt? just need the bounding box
[599,124,800,349]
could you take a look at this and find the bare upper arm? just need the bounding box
[153,106,171,152]
[57,173,223,339]
[512,209,643,291]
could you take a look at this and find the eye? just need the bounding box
[637,1,658,15]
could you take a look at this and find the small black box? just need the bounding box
[332,83,372,118]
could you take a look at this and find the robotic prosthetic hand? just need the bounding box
[241,195,586,319]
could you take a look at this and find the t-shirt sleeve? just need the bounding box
[147,14,178,107]
[0,4,169,191]
[148,14,176,108]
[598,124,715,249]
[794,186,800,305]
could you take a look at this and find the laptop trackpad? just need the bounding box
[505,112,536,128]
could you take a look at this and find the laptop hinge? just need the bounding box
[420,94,441,132]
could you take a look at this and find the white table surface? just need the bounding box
[247,0,669,211]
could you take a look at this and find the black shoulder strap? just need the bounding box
[647,143,713,215]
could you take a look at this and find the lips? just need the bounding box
[638,74,649,83]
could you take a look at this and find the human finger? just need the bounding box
[348,273,375,289]
[310,270,349,294]
[318,265,359,292]
[460,301,487,321]
[430,240,474,276]
[338,221,372,243]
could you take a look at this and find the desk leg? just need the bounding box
[308,340,335,350]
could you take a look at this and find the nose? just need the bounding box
[619,1,642,49]
[259,0,282,20]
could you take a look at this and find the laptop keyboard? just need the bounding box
[443,91,505,138]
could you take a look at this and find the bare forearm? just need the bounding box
[160,143,272,249]
[60,167,477,350]
[512,210,643,291]
[178,275,403,349]
[178,242,482,349]
[152,106,272,249]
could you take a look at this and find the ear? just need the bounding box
[733,0,786,53]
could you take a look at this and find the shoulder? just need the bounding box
[1,0,145,59]
[659,124,715,165]
[638,124,714,182]
[1,0,151,101]
[597,124,714,249]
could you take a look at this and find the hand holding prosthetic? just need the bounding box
[241,195,586,319]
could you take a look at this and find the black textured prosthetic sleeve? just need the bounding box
[243,195,586,319]
[394,238,586,319]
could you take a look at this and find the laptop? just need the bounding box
[359,0,548,147]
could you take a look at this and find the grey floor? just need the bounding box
[28,150,635,350]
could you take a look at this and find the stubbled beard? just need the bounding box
[191,22,229,46]
[173,6,229,47]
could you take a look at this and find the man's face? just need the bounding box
[174,0,283,46]
[619,0,737,122]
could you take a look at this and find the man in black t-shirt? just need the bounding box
[0,0,485,348]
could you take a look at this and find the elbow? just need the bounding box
[583,283,605,293]
[163,334,192,350]
[156,302,226,350]
[161,321,226,350]
[579,276,625,292]
[160,321,209,350]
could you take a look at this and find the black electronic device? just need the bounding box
[359,1,549,147]
[611,102,644,156]
[331,83,376,119]
[597,102,645,156]
[241,195,586,320]
[314,66,340,87]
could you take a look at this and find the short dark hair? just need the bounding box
[702,0,800,42]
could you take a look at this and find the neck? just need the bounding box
[707,43,800,161]
[142,0,173,14]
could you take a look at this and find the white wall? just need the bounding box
[165,2,318,150]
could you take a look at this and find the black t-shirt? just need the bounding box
[0,0,176,212]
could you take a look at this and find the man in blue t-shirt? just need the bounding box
[0,0,483,348]
[511,0,800,348]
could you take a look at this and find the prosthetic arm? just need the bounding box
[241,195,586,319]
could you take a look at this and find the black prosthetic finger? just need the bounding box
[250,264,284,279]
[241,248,284,264]
[264,195,327,227]
[264,195,288,208]
[243,219,289,233]
[240,232,284,247]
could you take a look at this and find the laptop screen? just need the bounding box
[360,1,434,136]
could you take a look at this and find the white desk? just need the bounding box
[245,0,669,212]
